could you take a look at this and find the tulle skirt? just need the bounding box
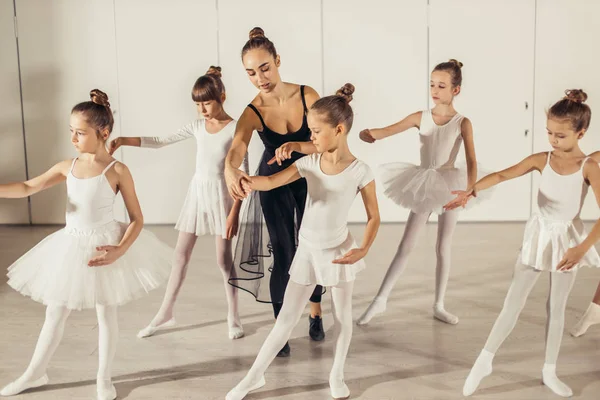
[175,175,233,238]
[228,179,301,303]
[289,233,365,287]
[7,221,173,310]
[228,156,325,303]
[379,162,493,214]
[520,214,600,272]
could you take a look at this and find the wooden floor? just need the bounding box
[1,223,599,400]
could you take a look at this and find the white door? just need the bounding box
[429,0,536,221]
[16,0,120,223]
[0,0,29,223]
[323,0,429,223]
[114,0,218,223]
[532,0,600,220]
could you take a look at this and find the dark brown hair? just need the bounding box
[192,66,226,103]
[548,89,591,132]
[71,89,114,139]
[311,83,355,132]
[433,59,463,87]
[241,27,277,60]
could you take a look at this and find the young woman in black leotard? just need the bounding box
[224,27,325,357]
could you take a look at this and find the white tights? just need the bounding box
[463,262,577,397]
[147,232,241,335]
[358,210,459,325]
[1,304,118,396]
[230,280,354,396]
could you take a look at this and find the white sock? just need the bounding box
[96,378,117,400]
[570,302,600,337]
[433,303,459,325]
[228,315,244,340]
[0,374,49,396]
[329,379,350,399]
[226,376,266,400]
[433,210,459,325]
[217,236,244,340]
[329,281,354,400]
[542,364,572,397]
[137,318,176,338]
[356,296,387,326]
[1,306,70,396]
[463,349,494,396]
[228,283,316,399]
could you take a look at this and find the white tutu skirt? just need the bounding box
[379,162,493,214]
[7,221,173,310]
[289,233,366,287]
[520,214,600,272]
[175,175,233,238]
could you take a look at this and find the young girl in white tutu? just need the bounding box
[357,59,488,326]
[0,90,172,400]
[446,89,600,398]
[226,84,380,400]
[110,66,247,340]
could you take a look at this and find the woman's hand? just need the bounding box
[108,137,122,155]
[225,165,251,201]
[359,129,376,144]
[268,142,300,166]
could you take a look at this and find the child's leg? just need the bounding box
[227,282,316,398]
[542,270,577,397]
[463,262,540,396]
[138,231,197,337]
[570,280,600,337]
[357,211,430,325]
[0,305,71,396]
[215,236,243,339]
[329,280,354,397]
[434,209,460,324]
[96,304,118,400]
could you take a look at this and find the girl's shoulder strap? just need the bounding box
[101,160,119,176]
[69,158,78,174]
[419,109,431,132]
[580,156,592,174]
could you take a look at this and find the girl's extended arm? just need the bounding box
[242,164,301,194]
[359,111,421,143]
[444,152,548,210]
[0,160,70,198]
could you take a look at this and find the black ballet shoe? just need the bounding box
[309,315,325,341]
[276,342,291,357]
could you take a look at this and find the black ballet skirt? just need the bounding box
[229,85,323,305]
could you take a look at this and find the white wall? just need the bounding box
[113,0,218,223]
[15,0,121,224]
[323,0,428,222]
[532,0,600,220]
[3,0,600,224]
[0,0,29,223]
[429,0,536,221]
